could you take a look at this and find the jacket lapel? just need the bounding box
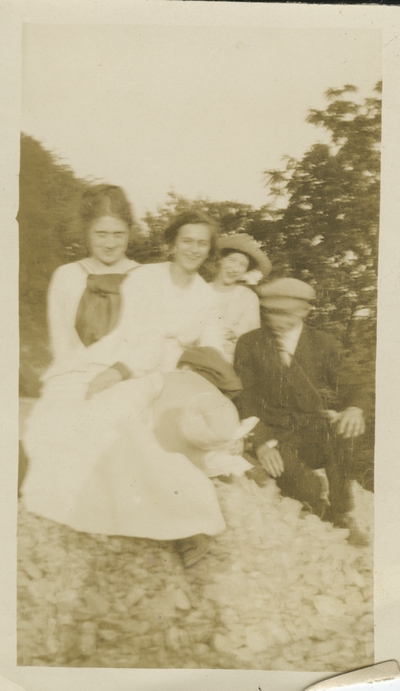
[260,328,284,371]
[277,326,324,413]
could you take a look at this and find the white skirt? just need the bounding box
[22,371,226,539]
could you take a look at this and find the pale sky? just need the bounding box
[21,25,382,220]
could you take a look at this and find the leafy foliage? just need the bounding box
[19,135,90,395]
[263,83,381,322]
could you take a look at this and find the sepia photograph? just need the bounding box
[0,5,395,689]
[15,21,382,675]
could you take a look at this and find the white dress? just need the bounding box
[22,262,227,539]
[212,284,260,362]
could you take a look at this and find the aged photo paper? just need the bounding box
[1,2,399,691]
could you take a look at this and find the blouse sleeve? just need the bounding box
[234,288,260,339]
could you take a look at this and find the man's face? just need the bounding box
[261,303,310,336]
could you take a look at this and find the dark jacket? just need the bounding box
[234,324,366,450]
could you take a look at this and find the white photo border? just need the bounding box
[1,3,399,690]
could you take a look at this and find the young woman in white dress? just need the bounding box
[47,184,140,363]
[21,210,235,559]
[18,185,138,494]
[212,234,272,362]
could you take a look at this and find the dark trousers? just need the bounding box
[260,416,354,516]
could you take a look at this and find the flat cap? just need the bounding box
[217,234,271,278]
[256,278,316,308]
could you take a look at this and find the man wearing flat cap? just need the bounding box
[234,278,368,543]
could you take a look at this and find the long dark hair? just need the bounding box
[164,210,220,263]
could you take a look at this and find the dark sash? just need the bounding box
[75,273,127,347]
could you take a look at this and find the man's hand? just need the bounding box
[256,442,284,478]
[335,407,365,438]
[86,367,123,400]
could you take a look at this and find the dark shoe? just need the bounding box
[300,498,329,520]
[174,534,210,568]
[245,465,270,487]
[330,513,370,547]
[300,501,313,517]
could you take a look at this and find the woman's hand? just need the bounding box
[86,367,123,400]
[256,442,284,478]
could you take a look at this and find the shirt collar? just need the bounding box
[276,322,303,356]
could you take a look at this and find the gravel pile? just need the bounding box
[17,474,373,671]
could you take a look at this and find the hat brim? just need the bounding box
[259,296,313,311]
[217,235,271,278]
[233,416,259,440]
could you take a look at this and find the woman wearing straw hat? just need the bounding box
[212,234,271,362]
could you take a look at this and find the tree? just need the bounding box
[18,134,92,395]
[263,82,381,329]
[263,83,381,490]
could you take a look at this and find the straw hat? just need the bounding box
[180,392,241,451]
[217,234,271,278]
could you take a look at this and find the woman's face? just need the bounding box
[87,215,129,266]
[218,252,250,286]
[172,223,211,274]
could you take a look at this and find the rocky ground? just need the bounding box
[17,473,373,672]
[18,397,374,671]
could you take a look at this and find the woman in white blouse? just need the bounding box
[212,234,272,362]
[47,184,139,364]
[22,210,228,550]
